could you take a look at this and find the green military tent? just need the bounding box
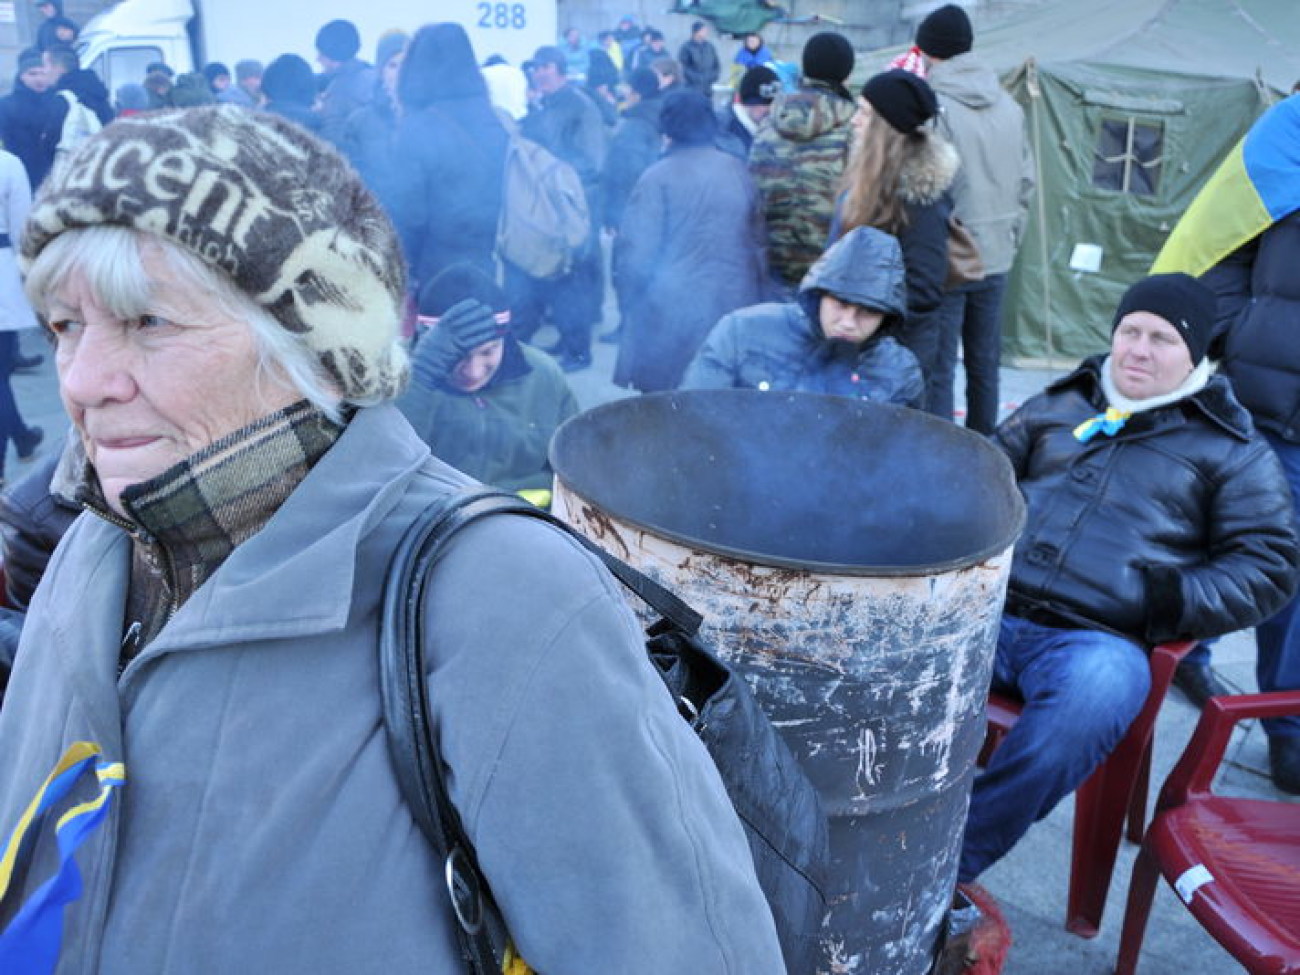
[881,0,1300,363]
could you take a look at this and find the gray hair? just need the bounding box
[23,225,354,423]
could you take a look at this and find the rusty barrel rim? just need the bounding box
[550,389,1026,578]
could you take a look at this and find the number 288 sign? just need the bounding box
[449,0,556,68]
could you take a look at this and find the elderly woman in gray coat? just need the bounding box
[612,89,768,392]
[0,105,783,974]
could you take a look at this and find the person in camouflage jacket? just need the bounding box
[749,32,856,289]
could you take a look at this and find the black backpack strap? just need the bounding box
[380,488,520,974]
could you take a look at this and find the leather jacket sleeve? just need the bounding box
[0,450,79,612]
[1143,436,1300,643]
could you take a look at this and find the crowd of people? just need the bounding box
[0,3,1297,972]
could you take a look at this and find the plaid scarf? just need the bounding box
[78,401,343,662]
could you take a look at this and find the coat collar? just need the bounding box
[38,406,434,677]
[1050,355,1255,441]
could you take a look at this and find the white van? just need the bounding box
[78,0,557,95]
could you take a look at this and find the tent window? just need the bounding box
[1092,117,1163,196]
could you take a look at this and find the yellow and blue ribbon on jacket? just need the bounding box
[0,742,125,975]
[1152,96,1300,277]
[1074,407,1132,443]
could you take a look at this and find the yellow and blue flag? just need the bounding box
[1153,95,1300,277]
[0,743,125,975]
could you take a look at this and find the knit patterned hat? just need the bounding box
[1112,273,1218,365]
[22,105,409,402]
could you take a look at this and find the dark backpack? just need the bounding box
[495,134,590,280]
[380,488,830,974]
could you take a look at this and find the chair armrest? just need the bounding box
[1157,689,1300,810]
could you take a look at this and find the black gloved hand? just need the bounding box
[412,298,502,388]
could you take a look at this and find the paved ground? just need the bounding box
[11,314,1294,974]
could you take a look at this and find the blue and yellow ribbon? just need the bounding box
[1074,407,1131,443]
[0,742,125,975]
[1153,96,1300,277]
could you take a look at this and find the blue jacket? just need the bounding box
[682,226,924,407]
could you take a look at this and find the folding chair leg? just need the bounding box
[1115,843,1162,975]
[1126,740,1154,845]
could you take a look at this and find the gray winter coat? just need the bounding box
[0,406,785,974]
[682,227,924,406]
[613,144,768,392]
[928,53,1034,275]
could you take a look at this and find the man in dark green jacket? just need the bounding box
[397,263,578,497]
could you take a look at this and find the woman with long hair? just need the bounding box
[389,22,509,291]
[834,69,958,415]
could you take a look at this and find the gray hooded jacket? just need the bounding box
[928,53,1034,275]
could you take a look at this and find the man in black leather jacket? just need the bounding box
[959,274,1299,882]
[0,440,79,705]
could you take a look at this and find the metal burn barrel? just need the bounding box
[549,390,1026,975]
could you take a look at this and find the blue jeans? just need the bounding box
[958,614,1150,882]
[1255,432,1300,739]
[933,274,1009,433]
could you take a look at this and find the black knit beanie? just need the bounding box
[739,65,780,106]
[916,4,974,59]
[316,19,361,62]
[861,69,939,134]
[1112,273,1218,365]
[801,32,855,85]
[419,262,508,319]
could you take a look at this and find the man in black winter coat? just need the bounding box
[959,274,1300,883]
[0,48,62,190]
[678,20,720,97]
[43,43,114,125]
[315,19,375,147]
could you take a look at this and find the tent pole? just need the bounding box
[1026,59,1053,361]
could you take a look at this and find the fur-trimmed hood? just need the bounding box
[897,130,959,207]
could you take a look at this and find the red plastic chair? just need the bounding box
[978,639,1195,937]
[1115,690,1300,974]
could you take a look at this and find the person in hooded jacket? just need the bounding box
[389,22,508,292]
[314,19,375,148]
[33,0,75,52]
[396,263,578,497]
[749,32,857,290]
[960,273,1299,881]
[341,31,407,213]
[682,225,923,407]
[584,47,622,128]
[917,4,1035,434]
[0,48,63,190]
[601,67,664,234]
[832,69,958,415]
[611,91,767,393]
[260,53,321,133]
